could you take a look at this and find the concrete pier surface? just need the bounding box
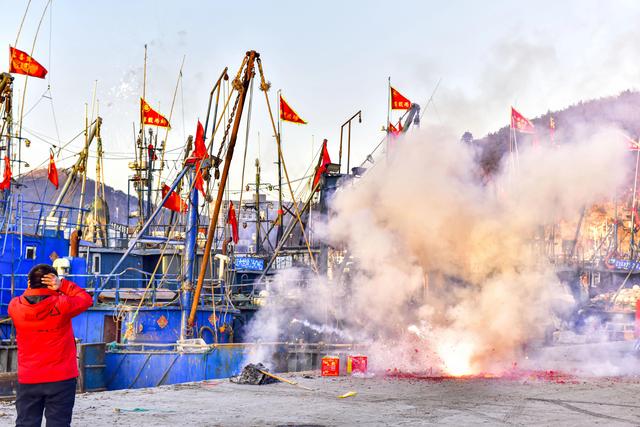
[1,372,640,426]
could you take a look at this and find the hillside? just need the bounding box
[16,168,134,225]
[475,90,640,174]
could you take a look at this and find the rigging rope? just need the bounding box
[17,0,52,160]
[154,56,185,207]
[236,74,254,231]
[14,0,32,47]
[256,58,319,274]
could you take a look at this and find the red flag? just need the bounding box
[141,98,170,128]
[9,47,47,79]
[624,133,640,151]
[161,184,187,212]
[510,107,535,134]
[0,157,11,190]
[388,119,403,136]
[312,139,331,190]
[194,162,206,198]
[191,120,207,159]
[391,86,411,110]
[279,95,307,124]
[48,151,59,189]
[227,201,239,244]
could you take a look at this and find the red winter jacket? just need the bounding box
[8,278,92,384]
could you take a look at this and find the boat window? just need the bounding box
[92,253,101,274]
[25,245,36,260]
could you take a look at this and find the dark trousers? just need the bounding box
[16,377,76,427]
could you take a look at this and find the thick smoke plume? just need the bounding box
[246,124,628,375]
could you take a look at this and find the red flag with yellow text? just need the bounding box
[141,98,170,128]
[391,86,411,110]
[510,107,535,134]
[279,95,307,124]
[9,47,47,79]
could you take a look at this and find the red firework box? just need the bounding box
[321,356,340,376]
[347,355,368,375]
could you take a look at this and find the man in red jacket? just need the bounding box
[9,264,92,427]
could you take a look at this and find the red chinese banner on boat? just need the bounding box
[141,98,170,128]
[623,133,640,151]
[161,184,187,212]
[0,157,11,190]
[48,151,59,189]
[192,120,206,159]
[279,95,307,124]
[9,47,47,79]
[227,201,239,244]
[312,139,331,190]
[388,119,403,136]
[391,86,411,110]
[510,107,535,133]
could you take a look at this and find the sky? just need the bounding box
[1,0,640,197]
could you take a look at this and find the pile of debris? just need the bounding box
[230,363,279,385]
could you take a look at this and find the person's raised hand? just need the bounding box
[42,274,61,291]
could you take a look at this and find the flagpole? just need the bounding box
[510,106,521,172]
[631,147,640,258]
[17,0,51,181]
[276,89,283,244]
[155,56,185,206]
[513,127,520,171]
[509,112,516,180]
[142,44,147,130]
[614,189,618,254]
[140,44,148,225]
[386,76,391,158]
[509,126,514,173]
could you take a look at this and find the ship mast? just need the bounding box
[255,158,261,254]
[48,117,101,219]
[276,90,283,245]
[187,50,258,333]
[0,73,13,198]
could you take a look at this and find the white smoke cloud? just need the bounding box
[245,123,630,376]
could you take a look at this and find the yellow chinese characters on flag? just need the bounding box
[141,98,170,128]
[9,47,47,79]
[279,95,307,124]
[390,86,411,110]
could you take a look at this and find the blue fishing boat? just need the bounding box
[0,47,363,395]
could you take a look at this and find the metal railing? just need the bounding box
[0,195,89,237]
[0,268,267,311]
